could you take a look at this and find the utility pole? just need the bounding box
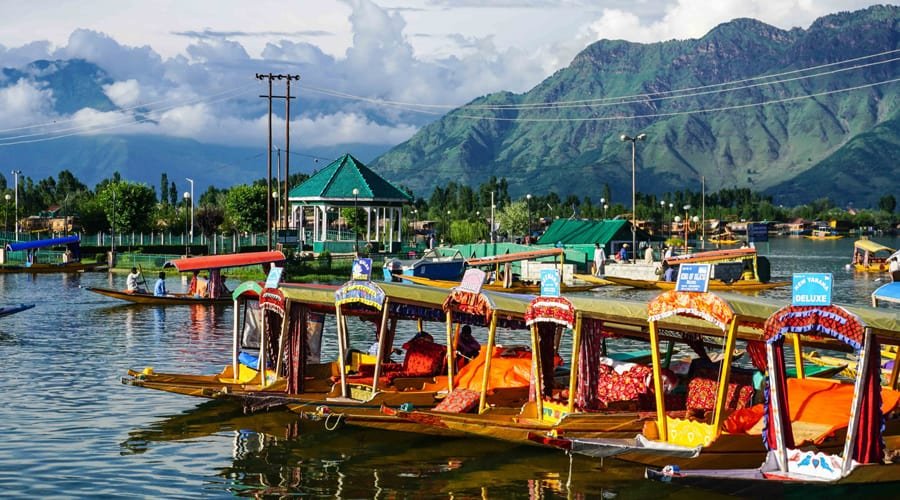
[256,73,299,251]
[11,170,21,240]
[284,75,299,244]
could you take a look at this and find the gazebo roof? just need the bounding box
[289,153,412,202]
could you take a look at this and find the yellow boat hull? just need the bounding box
[603,276,790,292]
[397,274,599,293]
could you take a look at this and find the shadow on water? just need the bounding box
[120,400,732,498]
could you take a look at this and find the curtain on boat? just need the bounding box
[746,340,767,371]
[854,335,884,464]
[575,319,603,410]
[764,338,794,451]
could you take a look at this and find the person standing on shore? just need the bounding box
[644,244,654,263]
[593,243,606,276]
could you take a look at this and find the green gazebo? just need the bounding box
[289,154,413,253]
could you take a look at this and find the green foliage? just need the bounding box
[196,206,225,236]
[316,250,333,271]
[223,184,267,233]
[97,180,158,233]
[449,219,487,244]
[878,195,896,214]
[496,201,529,239]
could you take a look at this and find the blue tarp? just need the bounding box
[873,282,900,306]
[6,235,81,252]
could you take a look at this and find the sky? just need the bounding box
[0,0,886,151]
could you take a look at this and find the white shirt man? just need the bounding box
[593,244,606,276]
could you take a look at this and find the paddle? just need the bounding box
[138,264,149,292]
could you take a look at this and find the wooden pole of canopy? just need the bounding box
[792,334,805,379]
[767,340,788,472]
[335,307,348,398]
[273,301,292,386]
[711,318,739,435]
[648,319,668,441]
[566,313,583,413]
[841,328,872,475]
[889,347,900,390]
[232,296,241,380]
[445,311,455,391]
[371,299,391,396]
[531,321,545,420]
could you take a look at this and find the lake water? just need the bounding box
[0,237,896,498]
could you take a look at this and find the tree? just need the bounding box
[97,181,158,233]
[223,184,267,233]
[496,200,528,240]
[196,206,225,236]
[449,219,487,244]
[159,173,169,205]
[169,181,178,207]
[878,194,896,214]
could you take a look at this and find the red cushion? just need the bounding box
[402,339,447,376]
[686,377,754,411]
[434,389,480,413]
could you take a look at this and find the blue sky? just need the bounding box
[0,0,884,150]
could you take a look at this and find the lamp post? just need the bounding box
[11,170,21,240]
[4,193,10,232]
[185,178,194,244]
[600,197,605,219]
[183,191,190,255]
[411,208,418,246]
[659,200,666,236]
[272,190,279,244]
[621,133,646,264]
[526,193,532,244]
[445,210,451,244]
[352,188,359,255]
[680,204,700,254]
[668,203,674,238]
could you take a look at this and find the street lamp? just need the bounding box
[445,210,451,244]
[411,209,418,246]
[668,203,674,238]
[660,200,666,237]
[272,190,279,244]
[352,188,359,255]
[183,191,190,255]
[621,133,647,264]
[526,193,532,244]
[4,193,10,232]
[185,178,194,243]
[600,197,605,220]
[11,170,21,240]
[680,204,700,254]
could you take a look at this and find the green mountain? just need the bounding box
[371,5,900,207]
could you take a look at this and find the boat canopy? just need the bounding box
[6,235,80,252]
[873,282,900,307]
[466,247,564,266]
[854,239,894,254]
[165,250,286,272]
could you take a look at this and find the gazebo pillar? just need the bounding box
[366,206,371,242]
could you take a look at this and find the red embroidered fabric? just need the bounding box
[648,290,735,331]
[443,290,493,322]
[434,389,480,413]
[525,297,575,328]
[686,368,754,412]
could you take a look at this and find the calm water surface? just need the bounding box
[0,237,896,498]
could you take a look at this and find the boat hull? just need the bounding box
[83,286,232,305]
[0,262,106,274]
[397,274,599,293]
[0,303,35,318]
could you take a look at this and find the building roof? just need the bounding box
[537,219,652,246]
[289,153,413,202]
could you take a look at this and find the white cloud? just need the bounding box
[0,79,55,127]
[103,79,141,108]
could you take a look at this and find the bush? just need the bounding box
[317,250,333,271]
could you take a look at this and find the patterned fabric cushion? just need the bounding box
[434,389,480,413]
[402,339,447,376]
[686,375,754,411]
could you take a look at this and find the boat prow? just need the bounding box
[82,286,232,305]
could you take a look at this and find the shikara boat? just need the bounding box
[872,281,900,307]
[603,248,789,292]
[646,302,900,490]
[0,303,35,318]
[123,272,535,434]
[529,290,900,469]
[708,236,740,245]
[2,235,106,273]
[82,251,285,305]
[804,228,843,240]
[397,247,599,293]
[382,247,466,282]
[851,239,895,272]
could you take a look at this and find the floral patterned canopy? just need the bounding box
[525,296,575,329]
[647,290,735,331]
[763,304,864,350]
[334,280,386,311]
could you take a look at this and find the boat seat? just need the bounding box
[343,338,447,386]
[433,389,480,413]
[685,363,755,413]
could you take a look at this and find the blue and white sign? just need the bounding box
[748,223,769,242]
[792,273,832,306]
[351,258,373,281]
[264,266,283,289]
[540,269,561,297]
[675,263,711,293]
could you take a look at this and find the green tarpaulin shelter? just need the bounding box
[537,219,652,247]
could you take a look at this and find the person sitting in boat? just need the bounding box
[456,325,481,361]
[616,244,628,262]
[126,267,145,293]
[194,275,209,298]
[890,255,900,282]
[153,271,168,297]
[662,262,676,282]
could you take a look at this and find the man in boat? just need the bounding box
[890,255,900,282]
[126,267,145,293]
[457,325,481,361]
[153,271,168,297]
[616,243,628,262]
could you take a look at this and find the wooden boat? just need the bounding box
[396,247,602,293]
[0,303,35,318]
[382,248,466,282]
[802,350,897,385]
[82,251,285,305]
[528,291,900,469]
[646,302,900,490]
[571,273,615,286]
[708,237,740,245]
[804,228,843,240]
[123,272,535,434]
[851,239,895,272]
[2,235,106,274]
[604,247,789,293]
[397,273,599,294]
